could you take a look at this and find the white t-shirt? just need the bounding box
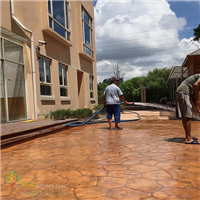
[103,83,123,105]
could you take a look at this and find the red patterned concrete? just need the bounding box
[1,110,200,200]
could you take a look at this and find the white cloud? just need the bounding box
[94,0,198,83]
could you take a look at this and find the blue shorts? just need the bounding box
[106,104,120,122]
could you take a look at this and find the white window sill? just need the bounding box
[43,28,72,47]
[61,97,71,102]
[80,51,95,62]
[41,96,55,101]
[90,98,96,102]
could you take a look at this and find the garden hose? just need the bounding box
[66,102,140,127]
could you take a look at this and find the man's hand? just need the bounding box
[123,101,128,105]
[197,99,200,114]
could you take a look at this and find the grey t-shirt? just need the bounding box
[104,83,123,105]
[177,74,200,96]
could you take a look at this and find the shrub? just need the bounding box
[50,108,93,120]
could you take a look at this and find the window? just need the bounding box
[0,38,3,58]
[89,75,93,98]
[39,57,52,96]
[59,64,68,97]
[48,0,70,40]
[82,8,93,57]
[4,40,23,63]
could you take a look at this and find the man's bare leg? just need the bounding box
[108,118,112,129]
[182,117,192,142]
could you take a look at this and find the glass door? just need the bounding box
[1,38,27,122]
[0,60,6,122]
[4,62,26,121]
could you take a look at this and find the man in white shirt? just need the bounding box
[103,77,128,130]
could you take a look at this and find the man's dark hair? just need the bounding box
[111,77,119,84]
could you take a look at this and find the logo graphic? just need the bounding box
[6,170,20,190]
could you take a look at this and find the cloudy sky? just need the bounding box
[94,0,200,83]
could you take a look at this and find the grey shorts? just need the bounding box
[176,92,192,118]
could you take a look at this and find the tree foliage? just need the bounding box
[97,82,109,103]
[97,67,171,103]
[193,24,200,42]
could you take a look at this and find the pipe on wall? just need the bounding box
[10,0,38,119]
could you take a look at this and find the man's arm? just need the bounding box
[103,94,106,106]
[120,95,128,105]
[193,80,200,113]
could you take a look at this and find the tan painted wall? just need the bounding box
[1,1,12,31]
[1,0,97,120]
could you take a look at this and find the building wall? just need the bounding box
[194,56,200,74]
[1,0,97,121]
[186,56,200,77]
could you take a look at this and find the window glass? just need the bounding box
[48,0,51,14]
[0,60,6,122]
[90,76,93,90]
[48,0,70,40]
[45,60,51,83]
[83,10,90,25]
[49,17,52,28]
[84,46,92,56]
[54,22,65,38]
[39,57,44,82]
[89,76,93,98]
[84,23,91,48]
[65,2,69,28]
[4,62,26,120]
[60,88,67,96]
[0,39,2,58]
[40,85,51,95]
[4,40,23,63]
[53,0,65,26]
[90,91,93,98]
[63,67,67,86]
[66,32,70,40]
[59,65,62,85]
[0,61,4,98]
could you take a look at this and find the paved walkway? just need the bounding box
[1,110,200,200]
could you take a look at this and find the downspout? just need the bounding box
[10,0,38,119]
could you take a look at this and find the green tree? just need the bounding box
[97,67,171,104]
[193,24,200,42]
[144,68,171,102]
[97,82,109,103]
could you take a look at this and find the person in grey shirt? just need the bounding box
[176,73,200,144]
[103,77,128,130]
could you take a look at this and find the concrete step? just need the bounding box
[1,119,78,147]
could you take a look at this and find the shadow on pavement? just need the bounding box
[164,137,185,143]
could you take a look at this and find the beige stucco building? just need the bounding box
[1,0,97,123]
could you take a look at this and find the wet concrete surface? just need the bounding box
[1,110,200,200]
